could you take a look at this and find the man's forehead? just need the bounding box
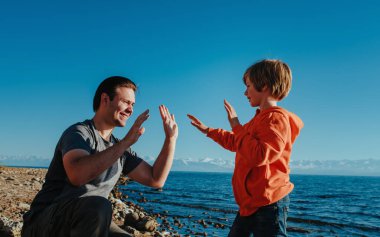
[115,87,135,99]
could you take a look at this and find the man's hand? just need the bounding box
[122,109,150,146]
[224,99,241,129]
[128,105,178,188]
[160,105,178,139]
[187,114,209,134]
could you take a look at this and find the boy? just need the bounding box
[187,59,303,236]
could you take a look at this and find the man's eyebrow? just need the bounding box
[122,99,135,105]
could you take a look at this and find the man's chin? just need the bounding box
[115,119,127,127]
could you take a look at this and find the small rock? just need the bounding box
[124,212,140,225]
[135,218,158,232]
[18,203,30,210]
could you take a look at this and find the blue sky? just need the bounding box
[0,0,379,162]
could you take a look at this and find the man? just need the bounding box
[22,76,178,237]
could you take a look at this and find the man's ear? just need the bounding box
[100,93,110,106]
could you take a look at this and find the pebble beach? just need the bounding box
[0,166,173,237]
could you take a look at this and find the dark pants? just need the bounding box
[21,196,132,237]
[228,195,290,237]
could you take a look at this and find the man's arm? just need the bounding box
[63,110,149,187]
[127,105,178,188]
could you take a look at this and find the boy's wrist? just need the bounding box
[230,118,241,129]
[232,123,244,134]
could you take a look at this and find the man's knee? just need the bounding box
[73,196,112,223]
[69,196,113,236]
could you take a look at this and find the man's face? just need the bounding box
[107,87,135,127]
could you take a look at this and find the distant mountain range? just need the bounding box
[1,154,379,176]
[0,155,51,167]
[145,156,235,173]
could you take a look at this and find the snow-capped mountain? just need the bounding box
[1,154,379,176]
[290,159,380,176]
[146,156,380,176]
[0,154,51,167]
[143,156,234,172]
[168,157,380,176]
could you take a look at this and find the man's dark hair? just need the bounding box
[93,76,137,112]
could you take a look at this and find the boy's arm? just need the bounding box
[206,128,237,152]
[188,114,237,152]
[233,112,288,167]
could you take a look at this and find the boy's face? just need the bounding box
[244,78,264,107]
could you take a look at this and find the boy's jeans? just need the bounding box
[228,195,290,237]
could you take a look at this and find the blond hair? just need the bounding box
[243,59,292,101]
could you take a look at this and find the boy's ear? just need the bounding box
[262,85,269,92]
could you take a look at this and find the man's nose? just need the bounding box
[126,105,133,112]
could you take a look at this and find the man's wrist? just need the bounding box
[120,138,132,149]
[165,136,177,143]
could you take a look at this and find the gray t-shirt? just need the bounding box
[24,119,142,222]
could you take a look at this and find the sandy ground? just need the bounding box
[0,167,46,222]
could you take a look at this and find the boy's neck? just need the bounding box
[259,98,277,110]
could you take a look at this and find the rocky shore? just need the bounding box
[0,166,172,237]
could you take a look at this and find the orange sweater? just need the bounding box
[207,106,303,216]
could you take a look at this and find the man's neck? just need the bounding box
[92,114,114,141]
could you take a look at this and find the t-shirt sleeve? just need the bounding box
[60,125,93,157]
[121,148,143,175]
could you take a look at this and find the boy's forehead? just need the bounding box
[244,77,253,85]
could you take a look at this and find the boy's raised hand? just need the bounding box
[224,99,241,129]
[187,114,209,134]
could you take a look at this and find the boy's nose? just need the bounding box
[244,90,247,96]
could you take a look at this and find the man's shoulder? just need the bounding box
[61,119,94,139]
[66,119,92,131]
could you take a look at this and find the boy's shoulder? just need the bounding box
[257,106,289,120]
[256,106,303,128]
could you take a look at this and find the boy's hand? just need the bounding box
[160,105,178,140]
[224,99,241,129]
[187,114,209,134]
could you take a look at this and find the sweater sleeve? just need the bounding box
[232,112,288,167]
[206,128,237,152]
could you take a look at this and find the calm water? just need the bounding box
[120,172,380,236]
